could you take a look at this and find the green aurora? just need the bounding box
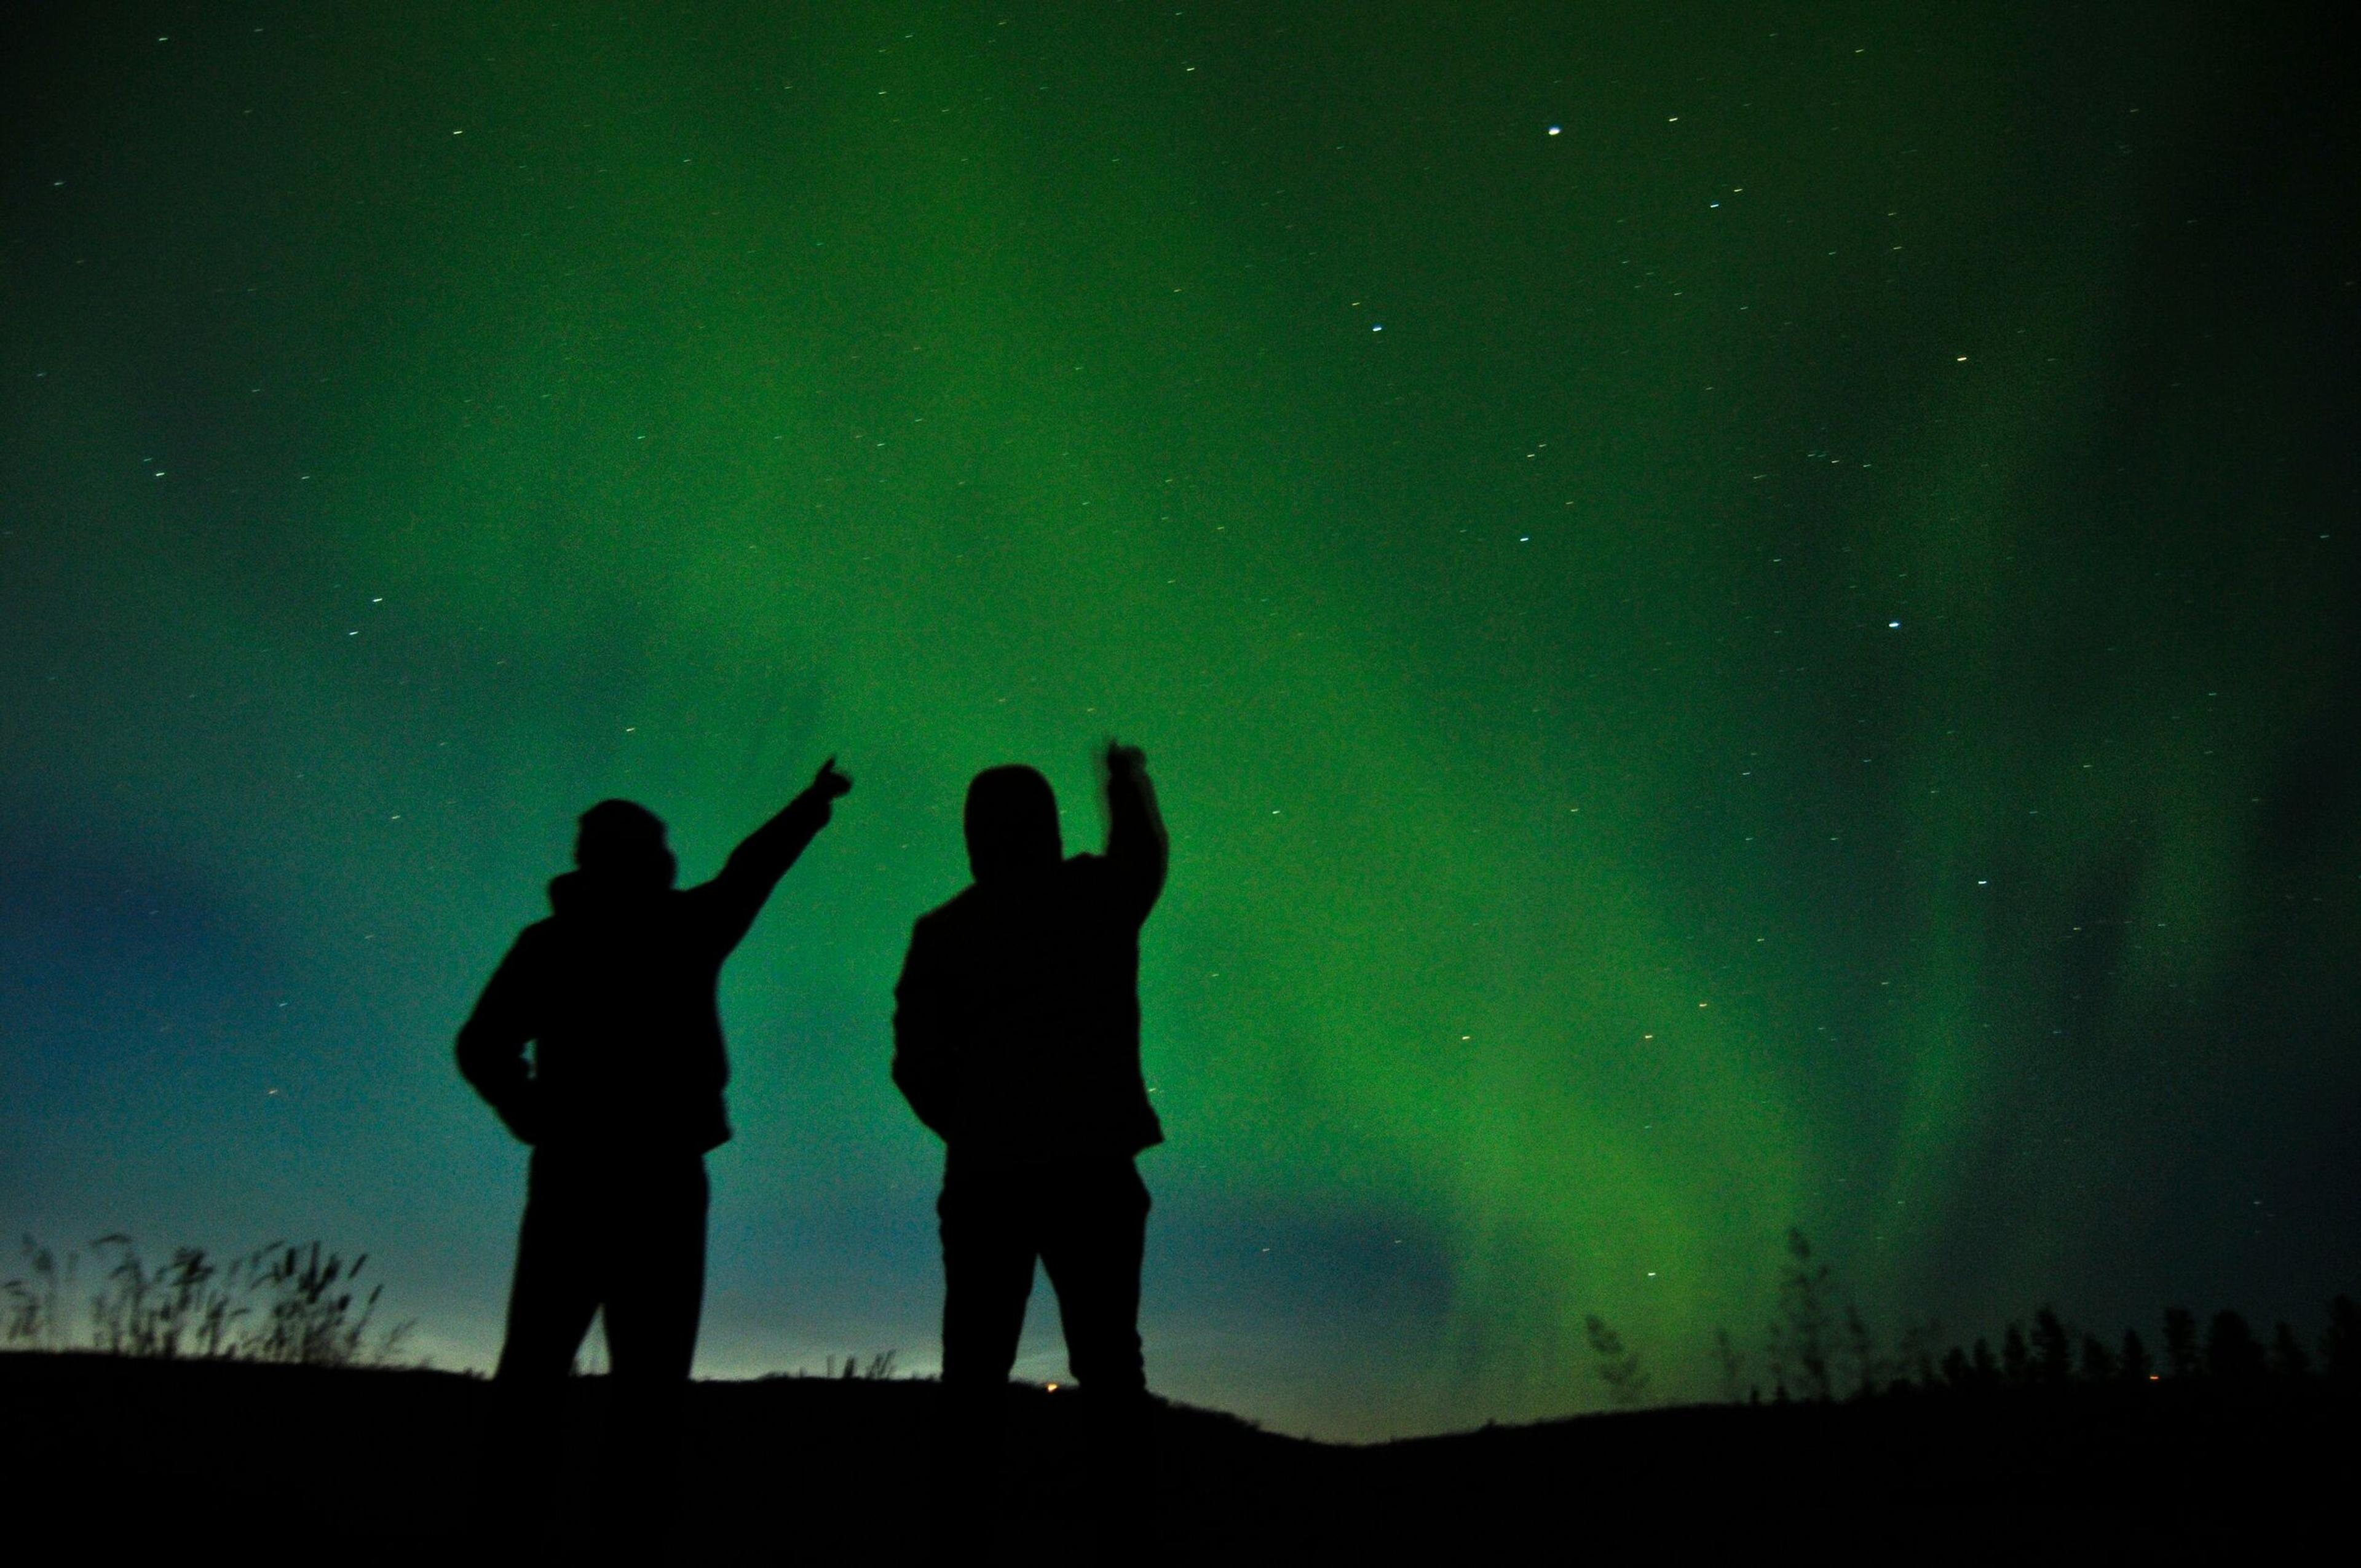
[4,2,2354,1435]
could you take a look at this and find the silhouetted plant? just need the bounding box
[817,1350,903,1380]
[0,1277,34,1344]
[1583,1315,1648,1407]
[1712,1326,1745,1404]
[2162,1308,2201,1378]
[2119,1329,2153,1383]
[1822,1277,2359,1408]
[2322,1296,2359,1382]
[2,1237,74,1350]
[244,1242,407,1367]
[2030,1309,2074,1387]
[1970,1336,1998,1386]
[2205,1311,2266,1382]
[1766,1229,1833,1401]
[1839,1300,1886,1398]
[7,1235,409,1366]
[87,1238,251,1359]
[1893,1320,1942,1390]
[2001,1323,2031,1387]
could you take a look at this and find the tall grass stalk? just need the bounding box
[5,1235,411,1367]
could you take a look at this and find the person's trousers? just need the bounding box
[481,1146,709,1558]
[938,1154,1149,1395]
[497,1146,710,1384]
[933,1155,1153,1556]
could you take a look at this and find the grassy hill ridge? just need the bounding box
[4,1352,2346,1561]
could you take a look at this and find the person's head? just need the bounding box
[964,765,1062,884]
[574,799,677,890]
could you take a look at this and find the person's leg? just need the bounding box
[1037,1158,1149,1397]
[480,1150,603,1554]
[498,1150,607,1380]
[933,1165,1038,1557]
[1038,1158,1154,1555]
[599,1154,709,1556]
[939,1173,1035,1389]
[601,1154,709,1380]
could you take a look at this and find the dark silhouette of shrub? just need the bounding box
[2119,1329,2154,1383]
[2162,1308,2201,1378]
[2206,1311,2267,1381]
[2031,1309,2074,1386]
[1742,1231,2353,1411]
[2001,1323,2031,1387]
[1712,1326,1745,1404]
[1767,1228,1834,1401]
[1894,1296,2361,1402]
[2269,1323,2311,1379]
[1893,1320,1942,1390]
[1583,1315,1648,1407]
[2323,1296,2360,1382]
[1840,1301,1884,1398]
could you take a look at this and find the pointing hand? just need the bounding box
[809,756,854,801]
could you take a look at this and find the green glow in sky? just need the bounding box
[4,2,2354,1435]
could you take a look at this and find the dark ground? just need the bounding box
[3,1353,2349,1562]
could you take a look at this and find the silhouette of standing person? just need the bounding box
[457,757,851,1554]
[892,741,1168,1554]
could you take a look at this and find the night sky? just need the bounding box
[4,2,2355,1438]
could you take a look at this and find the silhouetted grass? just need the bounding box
[756,1350,908,1381]
[1,1238,73,1350]
[3,1235,411,1367]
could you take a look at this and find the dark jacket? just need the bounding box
[456,793,832,1155]
[892,770,1168,1166]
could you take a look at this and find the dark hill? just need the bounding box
[2,1353,2345,1562]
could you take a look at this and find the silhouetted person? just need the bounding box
[456,758,851,1555]
[893,742,1168,1556]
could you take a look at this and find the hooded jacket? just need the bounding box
[456,790,832,1155]
[892,764,1168,1166]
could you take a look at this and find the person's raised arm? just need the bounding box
[1101,740,1167,922]
[456,937,544,1144]
[703,756,852,948]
